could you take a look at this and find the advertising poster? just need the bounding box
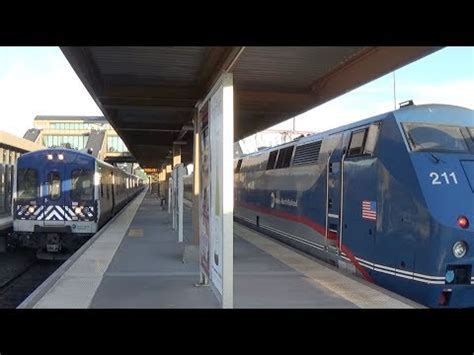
[209,85,224,294]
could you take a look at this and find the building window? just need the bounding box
[107,136,128,152]
[43,135,87,150]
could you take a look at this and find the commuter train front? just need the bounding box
[11,148,144,258]
[234,103,474,308]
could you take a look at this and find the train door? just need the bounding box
[42,168,66,225]
[326,147,345,256]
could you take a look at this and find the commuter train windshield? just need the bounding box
[17,168,39,200]
[403,123,473,153]
[71,169,94,201]
[47,172,61,200]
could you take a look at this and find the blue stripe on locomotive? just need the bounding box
[235,104,474,308]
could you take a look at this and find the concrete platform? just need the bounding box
[19,190,422,309]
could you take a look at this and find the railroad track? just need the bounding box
[0,249,63,308]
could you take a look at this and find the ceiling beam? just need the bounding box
[100,86,200,102]
[199,46,245,97]
[236,89,316,114]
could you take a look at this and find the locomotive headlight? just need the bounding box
[28,206,35,214]
[58,153,64,160]
[47,154,53,160]
[457,216,469,229]
[453,241,468,258]
[74,207,82,214]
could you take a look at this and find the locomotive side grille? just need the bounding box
[293,141,322,166]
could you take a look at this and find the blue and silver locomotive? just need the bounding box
[10,148,144,258]
[234,103,474,308]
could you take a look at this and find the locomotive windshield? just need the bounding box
[71,169,94,202]
[469,127,474,140]
[403,123,470,153]
[17,168,39,200]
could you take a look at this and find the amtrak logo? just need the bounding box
[270,192,298,208]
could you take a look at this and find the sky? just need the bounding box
[271,46,474,132]
[0,46,472,139]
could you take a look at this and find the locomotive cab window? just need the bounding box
[403,123,469,153]
[266,150,278,170]
[47,171,61,200]
[71,170,94,202]
[275,146,294,169]
[468,127,474,140]
[347,124,381,157]
[348,129,368,156]
[235,159,243,173]
[17,168,39,200]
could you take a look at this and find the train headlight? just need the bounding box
[453,241,468,258]
[28,206,35,214]
[457,216,469,229]
[74,207,82,215]
[58,153,64,160]
[47,154,53,160]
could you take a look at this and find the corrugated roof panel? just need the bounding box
[90,47,206,87]
[233,47,364,91]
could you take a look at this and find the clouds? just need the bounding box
[0,47,102,137]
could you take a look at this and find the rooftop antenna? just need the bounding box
[393,71,397,110]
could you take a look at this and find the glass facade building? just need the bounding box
[43,135,88,150]
[28,115,131,162]
[107,136,128,152]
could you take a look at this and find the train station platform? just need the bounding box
[19,190,422,309]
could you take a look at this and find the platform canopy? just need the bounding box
[61,47,441,168]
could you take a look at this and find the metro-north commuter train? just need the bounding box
[10,148,144,258]
[233,103,473,308]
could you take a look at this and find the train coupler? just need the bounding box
[46,233,62,253]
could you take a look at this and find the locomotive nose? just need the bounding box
[460,160,474,193]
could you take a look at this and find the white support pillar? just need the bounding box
[197,73,234,308]
[182,113,201,264]
[168,177,172,215]
[192,114,200,245]
[177,164,184,243]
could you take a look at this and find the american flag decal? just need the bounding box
[362,200,377,220]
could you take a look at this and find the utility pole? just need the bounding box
[393,71,397,110]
